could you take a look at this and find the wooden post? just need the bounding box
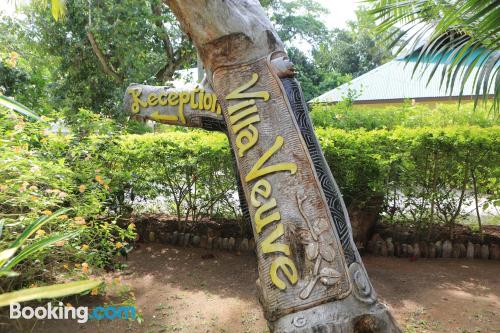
[126,0,402,331]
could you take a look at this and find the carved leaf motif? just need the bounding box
[297,228,313,244]
[305,242,319,260]
[319,245,335,262]
[319,267,341,286]
[312,218,329,237]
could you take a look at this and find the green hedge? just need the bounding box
[310,102,499,130]
[116,126,499,232]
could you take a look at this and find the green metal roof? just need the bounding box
[311,50,497,104]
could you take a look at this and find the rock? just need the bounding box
[428,243,436,258]
[413,243,420,258]
[222,238,229,250]
[474,243,481,258]
[407,244,414,257]
[183,233,191,247]
[394,243,401,257]
[214,237,221,249]
[207,237,214,250]
[172,231,179,245]
[466,242,475,259]
[490,244,500,260]
[235,238,242,251]
[148,231,156,242]
[192,235,200,247]
[178,233,185,246]
[458,243,466,258]
[157,231,168,243]
[420,242,428,258]
[452,243,460,258]
[442,240,452,258]
[385,238,394,256]
[248,238,256,251]
[239,238,249,252]
[228,237,236,251]
[380,241,388,257]
[165,233,172,244]
[480,244,489,260]
[200,235,208,248]
[401,244,408,257]
[435,241,443,257]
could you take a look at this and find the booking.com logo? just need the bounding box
[9,302,136,323]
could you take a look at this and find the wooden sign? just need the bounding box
[123,84,224,130]
[213,53,351,320]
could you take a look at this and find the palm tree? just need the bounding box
[367,0,499,110]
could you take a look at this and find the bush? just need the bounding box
[119,130,239,231]
[310,102,499,130]
[316,126,499,237]
[0,106,136,290]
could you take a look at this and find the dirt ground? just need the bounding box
[2,243,499,333]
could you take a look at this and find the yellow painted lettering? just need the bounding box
[190,88,199,109]
[261,224,289,255]
[168,92,179,106]
[210,94,217,113]
[158,92,169,106]
[226,73,270,101]
[147,93,159,106]
[270,256,299,290]
[236,125,259,158]
[231,115,260,134]
[203,93,213,111]
[198,90,205,110]
[250,178,271,208]
[178,92,190,124]
[245,136,297,182]
[255,198,281,234]
[229,105,258,125]
[128,88,148,114]
[228,99,254,116]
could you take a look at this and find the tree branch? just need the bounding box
[86,31,123,83]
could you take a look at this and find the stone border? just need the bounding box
[366,234,500,260]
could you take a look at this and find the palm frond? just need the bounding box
[0,95,41,120]
[0,280,102,307]
[367,0,500,111]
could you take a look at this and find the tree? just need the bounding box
[261,0,331,47]
[155,0,401,331]
[313,8,395,78]
[13,0,195,117]
[367,0,499,110]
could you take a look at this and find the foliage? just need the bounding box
[0,104,136,291]
[313,8,395,79]
[0,280,102,307]
[310,101,499,130]
[316,126,499,237]
[367,0,499,110]
[10,0,195,118]
[120,131,240,230]
[285,7,395,101]
[262,0,330,47]
[0,209,101,307]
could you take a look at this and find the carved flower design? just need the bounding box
[296,195,341,299]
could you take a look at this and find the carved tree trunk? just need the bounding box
[131,1,402,331]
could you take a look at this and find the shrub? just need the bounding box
[310,102,499,130]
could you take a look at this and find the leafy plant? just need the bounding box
[367,0,499,110]
[0,209,102,307]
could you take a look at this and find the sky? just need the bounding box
[315,0,360,29]
[0,0,361,28]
